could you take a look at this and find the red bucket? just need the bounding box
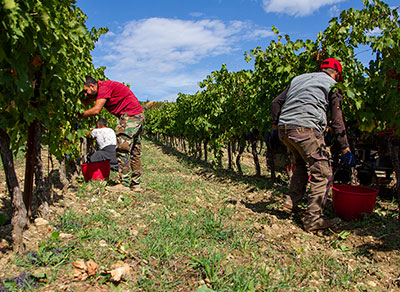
[332,184,378,220]
[80,160,110,182]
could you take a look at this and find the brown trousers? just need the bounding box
[278,125,332,226]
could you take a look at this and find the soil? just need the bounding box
[0,143,399,291]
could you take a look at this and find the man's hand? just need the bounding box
[81,98,107,118]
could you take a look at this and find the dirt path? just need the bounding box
[0,140,399,291]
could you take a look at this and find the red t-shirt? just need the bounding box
[96,80,143,117]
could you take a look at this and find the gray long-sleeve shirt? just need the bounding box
[271,71,349,149]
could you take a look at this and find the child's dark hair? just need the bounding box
[97,118,107,127]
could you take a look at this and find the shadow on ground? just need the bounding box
[146,137,400,251]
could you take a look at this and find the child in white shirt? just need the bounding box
[88,118,118,171]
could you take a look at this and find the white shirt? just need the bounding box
[91,128,117,149]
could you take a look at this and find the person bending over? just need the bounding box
[88,118,118,171]
[271,58,355,232]
[80,76,144,192]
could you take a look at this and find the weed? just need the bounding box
[330,230,351,252]
[190,249,226,285]
[16,232,71,269]
[55,210,83,232]
[200,208,235,242]
[0,272,40,291]
[224,266,257,292]
[230,229,257,251]
[138,211,202,261]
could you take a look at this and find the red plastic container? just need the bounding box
[80,160,110,182]
[332,184,379,220]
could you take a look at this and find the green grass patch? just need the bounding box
[6,138,398,291]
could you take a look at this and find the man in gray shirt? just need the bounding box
[271,58,355,232]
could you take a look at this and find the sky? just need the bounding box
[76,0,398,102]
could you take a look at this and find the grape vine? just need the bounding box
[145,0,400,158]
[0,0,108,252]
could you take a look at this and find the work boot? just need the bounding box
[106,184,131,193]
[282,196,301,214]
[303,217,341,232]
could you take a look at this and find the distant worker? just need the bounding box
[80,76,144,192]
[271,58,355,232]
[88,118,118,172]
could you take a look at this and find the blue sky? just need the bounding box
[76,0,398,102]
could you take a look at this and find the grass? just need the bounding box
[1,137,399,291]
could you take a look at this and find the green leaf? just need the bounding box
[248,279,255,292]
[244,52,252,63]
[32,273,47,279]
[50,231,60,241]
[41,11,50,25]
[3,279,17,289]
[272,26,279,35]
[355,99,362,110]
[338,26,347,34]
[3,0,16,9]
[195,285,215,292]
[66,132,74,141]
[77,128,88,138]
[346,88,355,99]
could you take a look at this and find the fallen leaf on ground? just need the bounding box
[108,263,130,282]
[71,260,87,271]
[72,259,98,280]
[86,259,98,276]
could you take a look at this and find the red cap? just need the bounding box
[320,58,343,82]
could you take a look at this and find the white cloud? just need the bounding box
[328,5,340,17]
[95,17,273,101]
[262,0,347,17]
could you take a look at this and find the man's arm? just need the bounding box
[271,86,289,130]
[329,90,350,153]
[82,98,107,118]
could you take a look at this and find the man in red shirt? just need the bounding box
[80,76,144,192]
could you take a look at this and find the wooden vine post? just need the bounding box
[23,61,42,218]
[23,122,38,218]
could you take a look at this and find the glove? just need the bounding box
[342,150,356,167]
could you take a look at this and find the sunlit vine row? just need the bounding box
[145,0,399,161]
